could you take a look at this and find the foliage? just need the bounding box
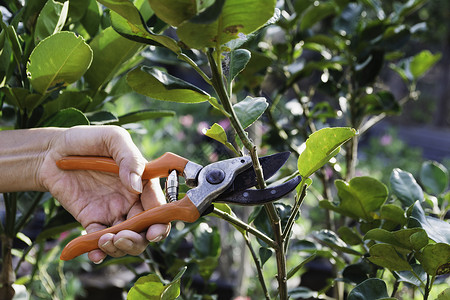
[0,0,448,300]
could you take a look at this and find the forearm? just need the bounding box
[0,128,63,192]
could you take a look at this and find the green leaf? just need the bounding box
[348,278,395,300]
[415,243,450,276]
[313,229,362,256]
[287,253,316,280]
[126,274,167,299]
[396,264,427,288]
[97,256,144,268]
[409,50,441,80]
[364,228,428,252]
[1,87,36,112]
[342,261,374,284]
[228,49,251,83]
[127,66,213,103]
[41,108,89,127]
[190,0,226,24]
[298,127,356,178]
[80,0,101,37]
[324,177,387,221]
[0,29,14,86]
[27,32,93,94]
[34,0,69,43]
[379,204,407,226]
[86,111,118,125]
[437,288,450,300]
[420,161,449,195]
[396,0,429,19]
[36,209,79,242]
[288,287,318,299]
[111,109,175,126]
[368,244,412,271]
[204,123,237,154]
[259,247,273,267]
[337,226,363,246]
[109,10,180,53]
[192,223,221,280]
[408,201,450,244]
[233,96,268,129]
[300,2,337,31]
[390,168,424,207]
[177,0,276,49]
[84,26,142,92]
[42,90,92,121]
[361,91,401,116]
[97,0,181,53]
[148,0,197,27]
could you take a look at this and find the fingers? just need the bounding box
[88,230,149,264]
[141,179,171,241]
[103,126,147,195]
[61,125,147,194]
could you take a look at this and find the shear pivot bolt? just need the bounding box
[206,169,225,184]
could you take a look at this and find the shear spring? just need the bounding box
[165,170,179,202]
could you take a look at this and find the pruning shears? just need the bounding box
[56,152,300,261]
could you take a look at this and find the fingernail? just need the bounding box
[93,258,104,265]
[130,172,143,193]
[101,240,111,248]
[115,238,133,249]
[149,235,163,243]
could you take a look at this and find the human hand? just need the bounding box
[38,126,170,263]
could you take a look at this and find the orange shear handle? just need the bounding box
[59,196,200,261]
[56,152,196,261]
[56,152,190,179]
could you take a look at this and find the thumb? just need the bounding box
[104,127,146,194]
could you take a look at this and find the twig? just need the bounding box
[243,233,271,300]
[212,207,276,248]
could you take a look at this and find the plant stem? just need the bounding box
[243,233,271,300]
[424,275,430,300]
[207,48,288,299]
[282,181,307,244]
[0,235,15,300]
[212,207,276,248]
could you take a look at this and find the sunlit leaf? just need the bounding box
[228,49,251,83]
[234,96,268,129]
[334,177,388,221]
[148,0,197,26]
[177,0,276,49]
[27,32,93,94]
[110,11,180,53]
[408,201,450,244]
[298,127,356,178]
[84,26,142,92]
[420,161,449,195]
[390,168,424,206]
[34,0,69,43]
[127,66,213,103]
[364,228,428,251]
[409,50,441,80]
[204,123,237,154]
[437,288,450,300]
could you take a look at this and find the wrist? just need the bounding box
[0,127,65,192]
